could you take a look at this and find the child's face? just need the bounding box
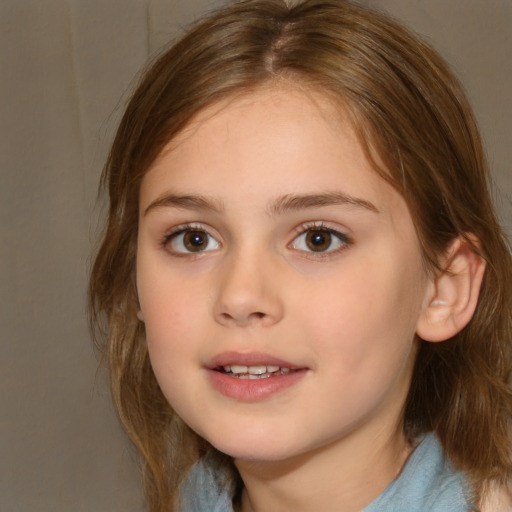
[136,85,431,463]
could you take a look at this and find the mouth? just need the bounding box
[216,365,295,379]
[206,352,307,401]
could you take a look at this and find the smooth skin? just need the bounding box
[136,84,484,512]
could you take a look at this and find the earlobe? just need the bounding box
[416,236,486,343]
[137,309,145,322]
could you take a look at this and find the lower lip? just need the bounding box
[207,369,307,401]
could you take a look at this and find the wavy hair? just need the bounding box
[89,1,512,509]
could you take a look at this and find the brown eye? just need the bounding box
[168,229,220,254]
[183,231,208,251]
[305,230,332,252]
[291,227,349,254]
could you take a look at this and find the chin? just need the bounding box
[204,427,297,462]
[218,446,293,463]
[213,434,321,465]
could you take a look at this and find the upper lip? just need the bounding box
[206,351,302,370]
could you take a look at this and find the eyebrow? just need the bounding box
[144,194,225,216]
[268,192,380,216]
[143,191,380,217]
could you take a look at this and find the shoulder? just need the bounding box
[364,433,473,512]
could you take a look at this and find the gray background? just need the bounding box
[1,1,510,511]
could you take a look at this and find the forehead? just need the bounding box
[157,83,350,157]
[141,84,405,220]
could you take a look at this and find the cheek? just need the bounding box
[136,258,209,378]
[141,287,205,354]
[301,255,424,369]
[139,285,206,413]
[138,248,208,333]
[299,265,422,428]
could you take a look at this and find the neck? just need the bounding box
[235,426,412,512]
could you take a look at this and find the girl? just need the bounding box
[89,1,512,511]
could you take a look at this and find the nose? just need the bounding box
[213,249,284,328]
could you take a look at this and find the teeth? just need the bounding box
[248,365,267,375]
[229,365,248,374]
[239,373,272,379]
[221,365,293,377]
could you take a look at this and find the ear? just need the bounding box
[416,236,486,342]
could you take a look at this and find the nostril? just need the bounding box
[217,310,267,326]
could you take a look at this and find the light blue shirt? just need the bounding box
[179,433,473,511]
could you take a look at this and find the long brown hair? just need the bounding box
[89,1,512,509]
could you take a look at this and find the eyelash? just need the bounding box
[161,222,352,258]
[161,223,220,256]
[290,222,352,259]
